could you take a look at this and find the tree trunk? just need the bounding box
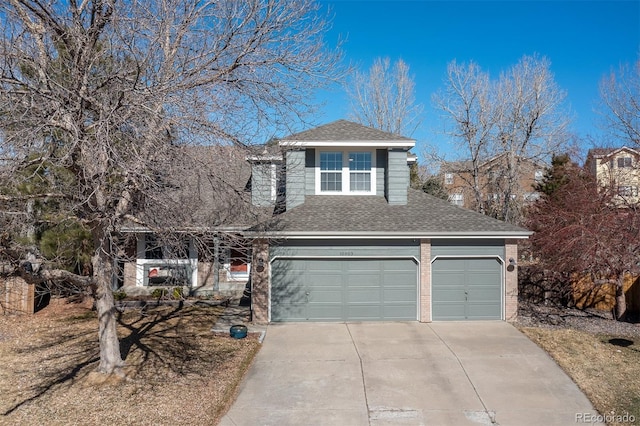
[615,276,627,321]
[92,243,124,374]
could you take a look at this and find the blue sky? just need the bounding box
[313,0,640,159]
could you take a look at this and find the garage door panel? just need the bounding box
[466,302,502,319]
[468,286,501,301]
[470,272,500,286]
[347,259,381,270]
[306,274,341,286]
[271,258,417,321]
[433,302,466,320]
[271,302,306,322]
[383,305,418,320]
[432,258,463,271]
[309,288,343,303]
[432,270,466,286]
[432,285,465,302]
[384,270,416,282]
[347,304,383,320]
[307,304,343,321]
[348,273,381,287]
[383,287,417,302]
[307,259,342,271]
[382,259,415,271]
[347,287,381,303]
[467,258,501,270]
[432,258,502,321]
[271,279,303,300]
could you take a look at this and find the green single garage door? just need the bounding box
[271,258,417,321]
[432,258,502,320]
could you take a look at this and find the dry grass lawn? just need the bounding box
[520,327,640,426]
[0,298,260,426]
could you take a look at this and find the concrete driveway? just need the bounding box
[220,322,601,426]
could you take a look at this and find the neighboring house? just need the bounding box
[118,120,531,323]
[441,154,545,210]
[585,146,640,206]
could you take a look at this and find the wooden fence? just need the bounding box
[1,276,35,315]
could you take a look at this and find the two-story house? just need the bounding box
[120,120,531,323]
[585,146,640,206]
[441,154,545,210]
[247,120,530,323]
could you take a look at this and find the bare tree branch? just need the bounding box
[347,57,423,137]
[598,57,640,146]
[0,0,343,375]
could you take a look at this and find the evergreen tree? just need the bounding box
[535,153,573,197]
[422,176,449,200]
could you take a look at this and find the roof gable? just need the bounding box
[587,146,640,161]
[279,119,415,148]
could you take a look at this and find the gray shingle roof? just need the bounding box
[127,145,274,232]
[252,189,530,237]
[280,119,414,142]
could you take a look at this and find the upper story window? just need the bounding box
[534,170,544,182]
[349,152,371,191]
[320,152,343,191]
[317,150,375,195]
[618,185,639,197]
[449,193,464,206]
[618,157,633,168]
[444,173,454,185]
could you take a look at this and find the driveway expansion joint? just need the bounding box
[345,323,372,426]
[429,324,498,425]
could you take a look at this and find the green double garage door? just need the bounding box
[271,258,417,321]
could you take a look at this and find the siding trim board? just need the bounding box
[249,232,531,239]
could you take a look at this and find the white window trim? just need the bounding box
[449,193,464,206]
[223,248,252,281]
[269,163,277,202]
[135,235,198,287]
[444,173,454,185]
[315,148,377,195]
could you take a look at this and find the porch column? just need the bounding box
[505,239,519,321]
[251,238,269,324]
[419,239,432,322]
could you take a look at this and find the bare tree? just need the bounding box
[434,55,570,223]
[527,163,640,320]
[347,57,423,136]
[599,57,640,147]
[0,0,342,375]
[432,60,497,213]
[493,54,570,223]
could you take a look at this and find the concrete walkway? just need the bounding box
[220,322,602,426]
